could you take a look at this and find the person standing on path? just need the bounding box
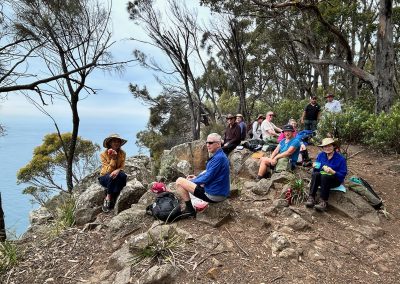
[301,95,321,131]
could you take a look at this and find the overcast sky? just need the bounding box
[0,0,213,123]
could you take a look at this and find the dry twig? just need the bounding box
[224,227,249,257]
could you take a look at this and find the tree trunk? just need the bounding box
[0,193,6,241]
[67,94,80,192]
[374,0,395,113]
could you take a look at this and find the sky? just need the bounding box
[0,0,213,122]
[0,1,155,121]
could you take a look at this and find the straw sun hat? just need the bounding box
[103,134,127,148]
[318,138,337,147]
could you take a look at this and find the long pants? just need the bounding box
[98,171,127,199]
[222,143,239,155]
[304,119,318,131]
[309,171,341,201]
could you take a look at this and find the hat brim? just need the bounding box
[103,137,127,148]
[318,141,337,147]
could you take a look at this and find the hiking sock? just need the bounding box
[185,200,195,213]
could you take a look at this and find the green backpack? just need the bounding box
[347,176,383,210]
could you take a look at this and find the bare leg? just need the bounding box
[175,177,197,216]
[176,177,197,201]
[257,157,272,177]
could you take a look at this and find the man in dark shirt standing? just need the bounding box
[301,95,321,131]
[222,114,241,155]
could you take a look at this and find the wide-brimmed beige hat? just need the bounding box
[318,138,337,147]
[236,113,243,118]
[257,114,265,120]
[103,134,127,148]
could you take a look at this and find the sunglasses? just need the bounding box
[267,114,274,117]
[206,141,217,145]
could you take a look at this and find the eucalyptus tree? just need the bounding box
[128,0,213,140]
[201,16,251,118]
[201,0,396,113]
[12,0,119,192]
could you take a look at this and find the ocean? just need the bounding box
[0,114,147,237]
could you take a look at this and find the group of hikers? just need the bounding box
[98,93,346,215]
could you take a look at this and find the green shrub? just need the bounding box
[272,98,309,126]
[289,177,308,205]
[50,195,75,235]
[362,102,400,152]
[317,106,371,143]
[0,241,19,273]
[217,90,239,114]
[201,121,226,140]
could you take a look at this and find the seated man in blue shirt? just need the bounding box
[175,133,230,217]
[256,124,301,181]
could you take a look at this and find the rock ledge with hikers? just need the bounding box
[3,130,400,283]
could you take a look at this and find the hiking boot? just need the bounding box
[305,196,315,208]
[255,175,263,182]
[314,200,328,212]
[180,208,196,218]
[102,199,111,213]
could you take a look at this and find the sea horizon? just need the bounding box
[0,113,148,237]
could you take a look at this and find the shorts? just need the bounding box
[193,185,226,203]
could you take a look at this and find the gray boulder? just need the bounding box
[74,183,104,226]
[108,205,152,238]
[138,190,157,207]
[107,243,132,271]
[239,156,261,179]
[124,155,152,186]
[268,231,290,256]
[114,267,131,284]
[196,200,235,227]
[284,214,311,231]
[159,140,208,181]
[229,149,253,175]
[252,178,273,195]
[328,190,380,224]
[114,179,146,214]
[29,207,53,225]
[73,155,152,226]
[137,264,179,284]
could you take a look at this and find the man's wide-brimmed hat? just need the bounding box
[226,114,236,119]
[318,137,337,147]
[236,113,243,118]
[282,124,295,132]
[103,134,127,148]
[257,114,265,120]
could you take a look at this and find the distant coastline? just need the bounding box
[0,115,147,236]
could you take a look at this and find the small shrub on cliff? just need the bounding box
[0,241,19,273]
[130,231,183,268]
[50,196,76,236]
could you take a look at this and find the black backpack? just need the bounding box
[146,192,182,223]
